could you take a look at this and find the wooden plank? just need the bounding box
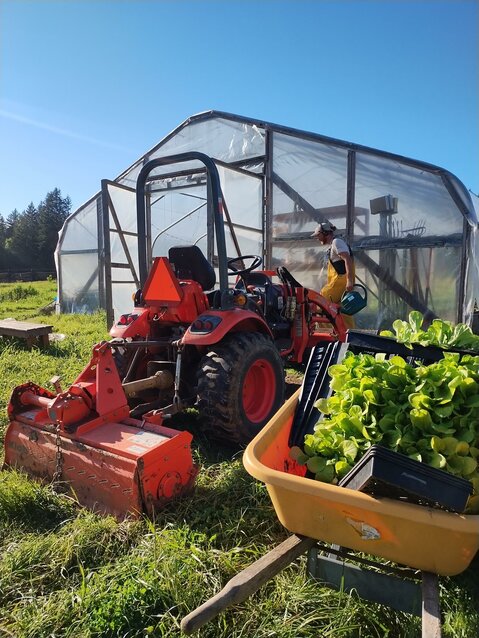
[309,548,442,636]
[180,535,315,634]
[181,538,443,636]
[422,571,442,638]
[0,319,52,335]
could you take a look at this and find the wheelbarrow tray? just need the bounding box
[243,389,479,576]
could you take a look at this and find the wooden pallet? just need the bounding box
[0,319,52,349]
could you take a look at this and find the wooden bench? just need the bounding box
[0,319,53,349]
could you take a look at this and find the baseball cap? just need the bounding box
[311,222,336,237]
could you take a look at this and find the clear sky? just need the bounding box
[0,0,477,218]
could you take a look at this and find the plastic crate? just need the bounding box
[338,445,473,513]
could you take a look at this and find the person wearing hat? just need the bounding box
[311,221,356,327]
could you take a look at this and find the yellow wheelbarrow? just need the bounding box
[182,385,479,636]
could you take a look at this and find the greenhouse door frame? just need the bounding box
[100,179,140,328]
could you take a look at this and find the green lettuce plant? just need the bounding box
[293,350,479,513]
[380,310,479,351]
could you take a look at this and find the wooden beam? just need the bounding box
[180,535,315,634]
[422,571,442,638]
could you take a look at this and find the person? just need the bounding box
[311,221,356,327]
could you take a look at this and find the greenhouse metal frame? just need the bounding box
[55,110,479,331]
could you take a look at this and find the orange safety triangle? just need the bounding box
[143,257,183,305]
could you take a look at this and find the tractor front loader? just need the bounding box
[4,152,350,518]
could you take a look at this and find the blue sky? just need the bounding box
[0,0,477,217]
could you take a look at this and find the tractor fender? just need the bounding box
[182,308,272,346]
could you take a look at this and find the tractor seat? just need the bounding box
[168,245,216,291]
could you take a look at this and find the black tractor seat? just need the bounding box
[168,245,216,291]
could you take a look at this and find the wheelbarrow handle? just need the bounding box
[180,534,315,634]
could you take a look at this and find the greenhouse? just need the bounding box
[55,110,479,330]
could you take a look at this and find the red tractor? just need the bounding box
[108,152,349,444]
[4,152,351,518]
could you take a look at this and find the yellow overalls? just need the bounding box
[320,254,356,329]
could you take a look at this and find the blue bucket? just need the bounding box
[340,284,367,315]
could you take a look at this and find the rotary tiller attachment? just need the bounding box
[3,342,198,519]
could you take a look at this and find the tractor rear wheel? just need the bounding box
[197,332,285,444]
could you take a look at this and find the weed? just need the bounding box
[0,470,77,531]
[0,284,39,303]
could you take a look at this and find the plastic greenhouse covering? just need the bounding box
[55,110,479,331]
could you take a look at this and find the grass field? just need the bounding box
[0,281,478,637]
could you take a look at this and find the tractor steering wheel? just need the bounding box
[227,255,263,277]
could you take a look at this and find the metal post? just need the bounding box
[346,150,356,243]
[100,180,114,329]
[264,127,273,269]
[97,194,105,310]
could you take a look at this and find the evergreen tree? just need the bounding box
[3,210,19,269]
[0,215,6,270]
[1,190,71,273]
[5,209,20,239]
[37,188,71,270]
[8,203,40,268]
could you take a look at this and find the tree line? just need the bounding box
[0,188,71,273]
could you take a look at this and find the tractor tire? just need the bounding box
[197,332,285,445]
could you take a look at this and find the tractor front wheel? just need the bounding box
[197,332,285,444]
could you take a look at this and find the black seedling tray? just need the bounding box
[345,330,476,365]
[288,341,344,448]
[339,445,473,513]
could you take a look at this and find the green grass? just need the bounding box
[0,281,478,637]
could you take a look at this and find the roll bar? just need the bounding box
[136,152,228,291]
